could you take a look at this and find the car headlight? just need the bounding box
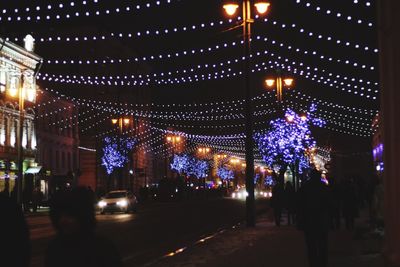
[232,193,236,198]
[117,199,128,207]
[98,201,106,208]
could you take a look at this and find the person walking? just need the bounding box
[271,181,284,226]
[45,187,123,267]
[297,169,331,267]
[328,178,341,230]
[342,178,358,230]
[284,181,296,226]
[0,194,31,267]
[32,186,43,212]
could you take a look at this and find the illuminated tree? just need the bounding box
[101,137,136,175]
[256,105,324,187]
[170,154,191,175]
[217,166,234,181]
[192,159,209,179]
[170,154,209,179]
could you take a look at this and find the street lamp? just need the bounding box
[222,0,270,227]
[111,117,131,134]
[111,117,132,189]
[166,135,181,153]
[197,147,211,188]
[9,73,36,207]
[265,71,295,102]
[198,147,211,156]
[166,134,182,179]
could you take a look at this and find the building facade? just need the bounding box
[0,36,42,196]
[35,90,80,196]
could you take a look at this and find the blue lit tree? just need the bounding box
[170,154,191,175]
[170,154,209,179]
[217,166,234,181]
[256,105,324,188]
[192,159,209,179]
[264,175,276,187]
[101,137,136,175]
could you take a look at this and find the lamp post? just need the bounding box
[166,135,181,154]
[111,117,131,189]
[223,0,270,227]
[9,72,36,207]
[265,70,294,102]
[166,134,182,179]
[197,146,210,188]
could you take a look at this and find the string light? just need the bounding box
[261,17,378,54]
[5,17,238,43]
[293,0,373,28]
[38,50,378,99]
[0,0,176,23]
[43,34,375,72]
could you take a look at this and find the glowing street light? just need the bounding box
[8,72,37,206]
[222,0,270,228]
[265,72,295,102]
[111,117,132,133]
[198,147,211,154]
[223,3,239,16]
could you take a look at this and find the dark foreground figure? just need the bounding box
[297,169,331,267]
[45,187,123,267]
[0,194,30,267]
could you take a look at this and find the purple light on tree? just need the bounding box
[217,166,234,181]
[101,137,136,175]
[170,154,209,179]
[170,154,191,175]
[255,105,324,183]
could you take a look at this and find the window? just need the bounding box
[55,150,60,170]
[67,152,71,170]
[61,151,65,168]
[0,71,6,92]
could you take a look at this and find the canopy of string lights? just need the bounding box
[2,0,378,160]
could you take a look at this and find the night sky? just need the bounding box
[1,0,379,154]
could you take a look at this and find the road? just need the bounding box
[28,197,269,267]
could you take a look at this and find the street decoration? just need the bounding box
[101,136,136,174]
[255,104,325,182]
[217,166,234,181]
[170,153,209,179]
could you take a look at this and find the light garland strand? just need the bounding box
[293,0,373,28]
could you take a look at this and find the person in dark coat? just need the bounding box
[0,194,31,267]
[297,169,331,267]
[271,181,285,226]
[328,178,341,230]
[45,187,123,267]
[284,181,296,225]
[342,178,358,230]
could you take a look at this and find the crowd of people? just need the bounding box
[270,169,384,267]
[1,186,123,267]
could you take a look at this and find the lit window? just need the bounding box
[0,71,6,92]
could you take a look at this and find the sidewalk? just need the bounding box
[149,211,384,267]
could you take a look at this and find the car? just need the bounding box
[231,188,272,199]
[98,190,138,214]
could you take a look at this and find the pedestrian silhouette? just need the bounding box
[328,178,341,230]
[284,181,296,225]
[342,177,358,230]
[271,181,284,226]
[32,186,43,212]
[45,187,123,267]
[297,169,331,267]
[0,194,30,267]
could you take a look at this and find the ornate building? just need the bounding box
[0,36,42,196]
[35,90,80,195]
